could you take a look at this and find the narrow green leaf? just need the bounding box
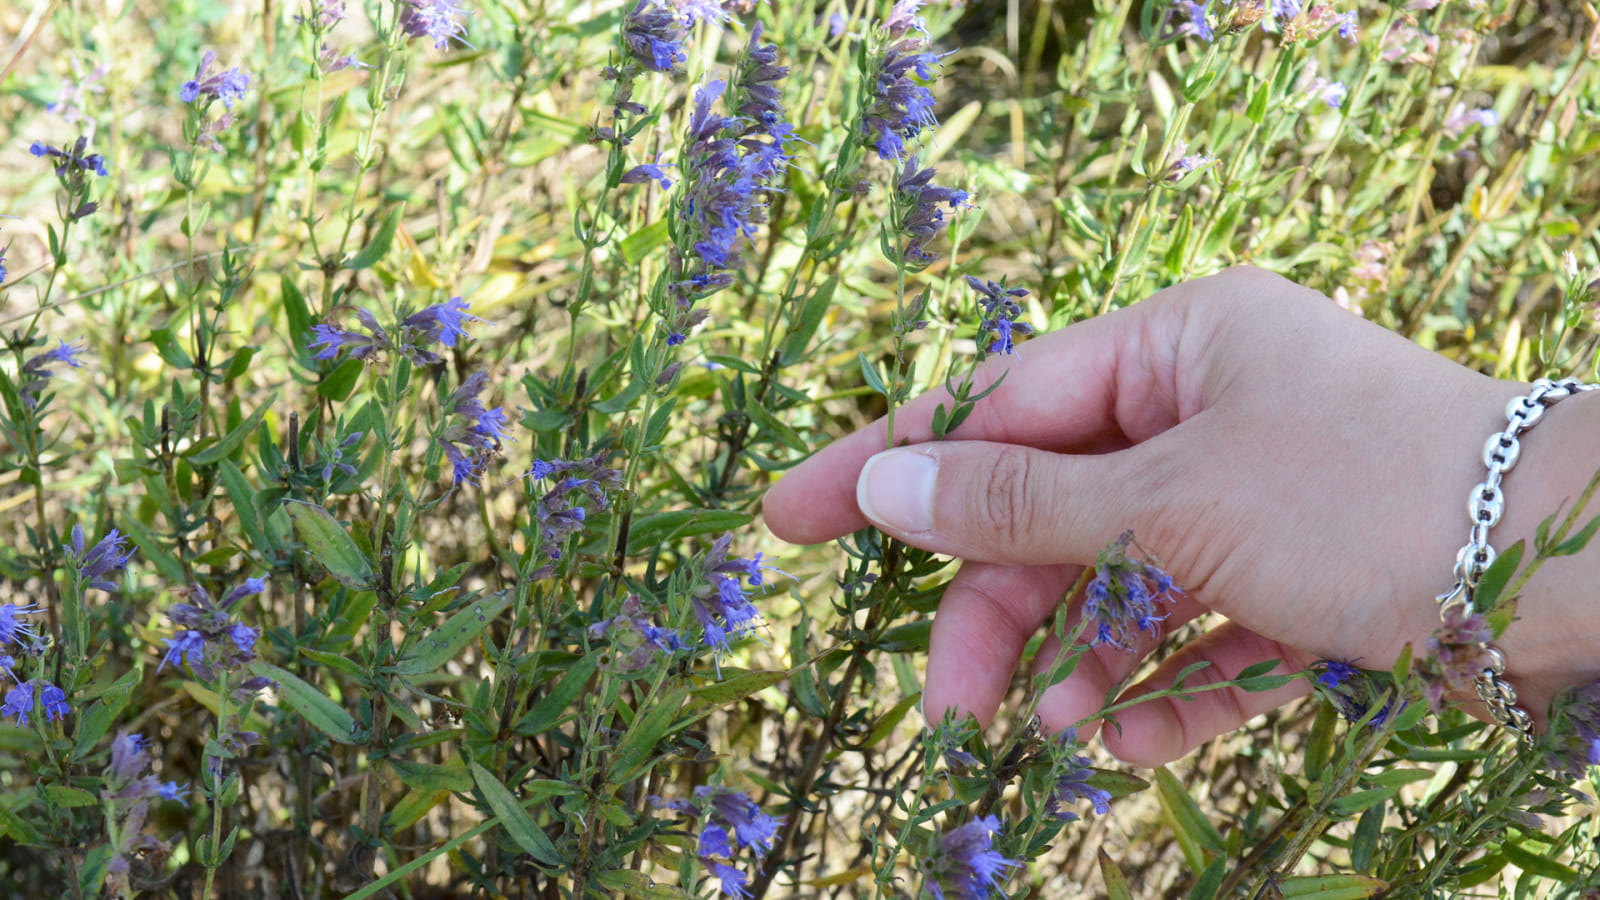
[514,653,598,737]
[317,357,365,401]
[1500,840,1580,881]
[1552,512,1600,556]
[858,352,889,397]
[344,206,403,270]
[1188,858,1225,900]
[1099,849,1133,900]
[284,500,376,589]
[687,669,789,713]
[862,692,920,748]
[1275,874,1389,899]
[392,592,512,676]
[299,647,364,676]
[626,511,752,555]
[468,762,563,866]
[609,688,688,782]
[388,758,473,793]
[1470,539,1524,612]
[1154,766,1225,870]
[617,220,669,264]
[1331,787,1394,815]
[251,660,360,744]
[120,514,188,584]
[188,394,275,465]
[72,668,141,760]
[281,275,312,354]
[0,803,44,844]
[780,277,837,364]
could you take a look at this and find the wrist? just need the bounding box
[1468,381,1600,729]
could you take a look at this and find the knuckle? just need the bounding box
[973,445,1038,547]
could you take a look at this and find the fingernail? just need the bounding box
[858,448,937,532]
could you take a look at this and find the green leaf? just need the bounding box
[1154,766,1225,869]
[120,514,187,584]
[1331,787,1394,815]
[626,510,752,555]
[1275,874,1389,899]
[514,653,598,736]
[617,220,669,264]
[72,668,141,760]
[299,647,364,676]
[608,687,688,782]
[1099,849,1133,900]
[388,757,473,793]
[317,358,365,402]
[780,277,837,364]
[468,762,564,866]
[1470,539,1523,612]
[392,592,512,676]
[0,803,44,844]
[284,499,376,590]
[251,660,361,744]
[858,352,889,397]
[687,669,789,714]
[187,394,275,466]
[344,206,403,270]
[862,692,920,748]
[1552,512,1600,556]
[1500,840,1580,881]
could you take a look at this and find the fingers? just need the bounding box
[764,285,1193,545]
[924,562,1078,728]
[1096,623,1315,767]
[852,438,1181,566]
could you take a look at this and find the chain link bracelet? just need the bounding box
[1436,377,1598,746]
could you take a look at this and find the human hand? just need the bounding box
[763,266,1600,765]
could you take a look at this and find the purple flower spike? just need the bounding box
[923,815,1019,900]
[1082,532,1182,651]
[72,525,136,592]
[2,679,70,726]
[399,0,473,50]
[181,51,252,109]
[624,0,689,73]
[0,604,39,646]
[404,295,483,350]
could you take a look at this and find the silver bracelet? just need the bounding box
[1437,377,1598,746]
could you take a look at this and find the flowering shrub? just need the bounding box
[1,0,1598,897]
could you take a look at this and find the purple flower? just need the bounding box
[3,679,70,726]
[862,37,944,161]
[438,371,509,488]
[109,732,153,782]
[181,51,251,109]
[525,455,623,577]
[1082,532,1182,651]
[71,524,135,592]
[691,535,778,657]
[399,0,473,50]
[1311,659,1404,727]
[1419,604,1496,712]
[403,295,482,351]
[19,339,87,409]
[1171,1,1214,42]
[0,604,39,646]
[1443,103,1498,138]
[590,596,684,671]
[698,786,781,855]
[967,276,1034,356]
[893,157,969,267]
[0,244,8,284]
[707,861,751,898]
[922,815,1018,900]
[29,137,108,177]
[1270,0,1302,21]
[1546,676,1600,779]
[884,0,928,37]
[308,308,389,361]
[623,0,689,73]
[1336,11,1358,41]
[1046,734,1112,821]
[160,579,266,680]
[1315,80,1348,109]
[674,0,729,24]
[621,162,674,190]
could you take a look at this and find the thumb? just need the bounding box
[854,441,1166,566]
